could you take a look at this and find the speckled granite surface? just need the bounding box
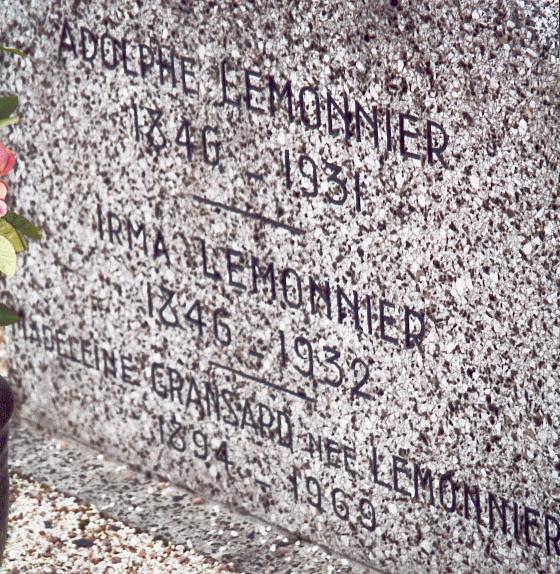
[2,1,559,572]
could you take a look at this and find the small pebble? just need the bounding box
[72,538,94,548]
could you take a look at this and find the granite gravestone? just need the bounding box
[3,1,559,571]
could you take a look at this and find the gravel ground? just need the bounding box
[3,472,237,574]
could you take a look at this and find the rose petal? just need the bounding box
[0,181,8,200]
[0,143,16,177]
[0,201,7,217]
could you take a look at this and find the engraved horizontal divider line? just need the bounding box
[209,361,316,403]
[245,171,265,182]
[191,195,306,236]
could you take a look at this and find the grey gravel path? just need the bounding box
[5,472,232,574]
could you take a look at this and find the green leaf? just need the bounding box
[0,219,26,252]
[0,117,18,129]
[0,96,18,120]
[0,45,26,58]
[4,212,42,241]
[0,303,19,326]
[0,235,16,276]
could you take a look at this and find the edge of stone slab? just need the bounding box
[8,419,387,574]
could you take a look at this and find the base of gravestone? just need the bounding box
[9,419,375,573]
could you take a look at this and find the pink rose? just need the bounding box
[0,201,7,217]
[0,143,15,176]
[0,181,7,200]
